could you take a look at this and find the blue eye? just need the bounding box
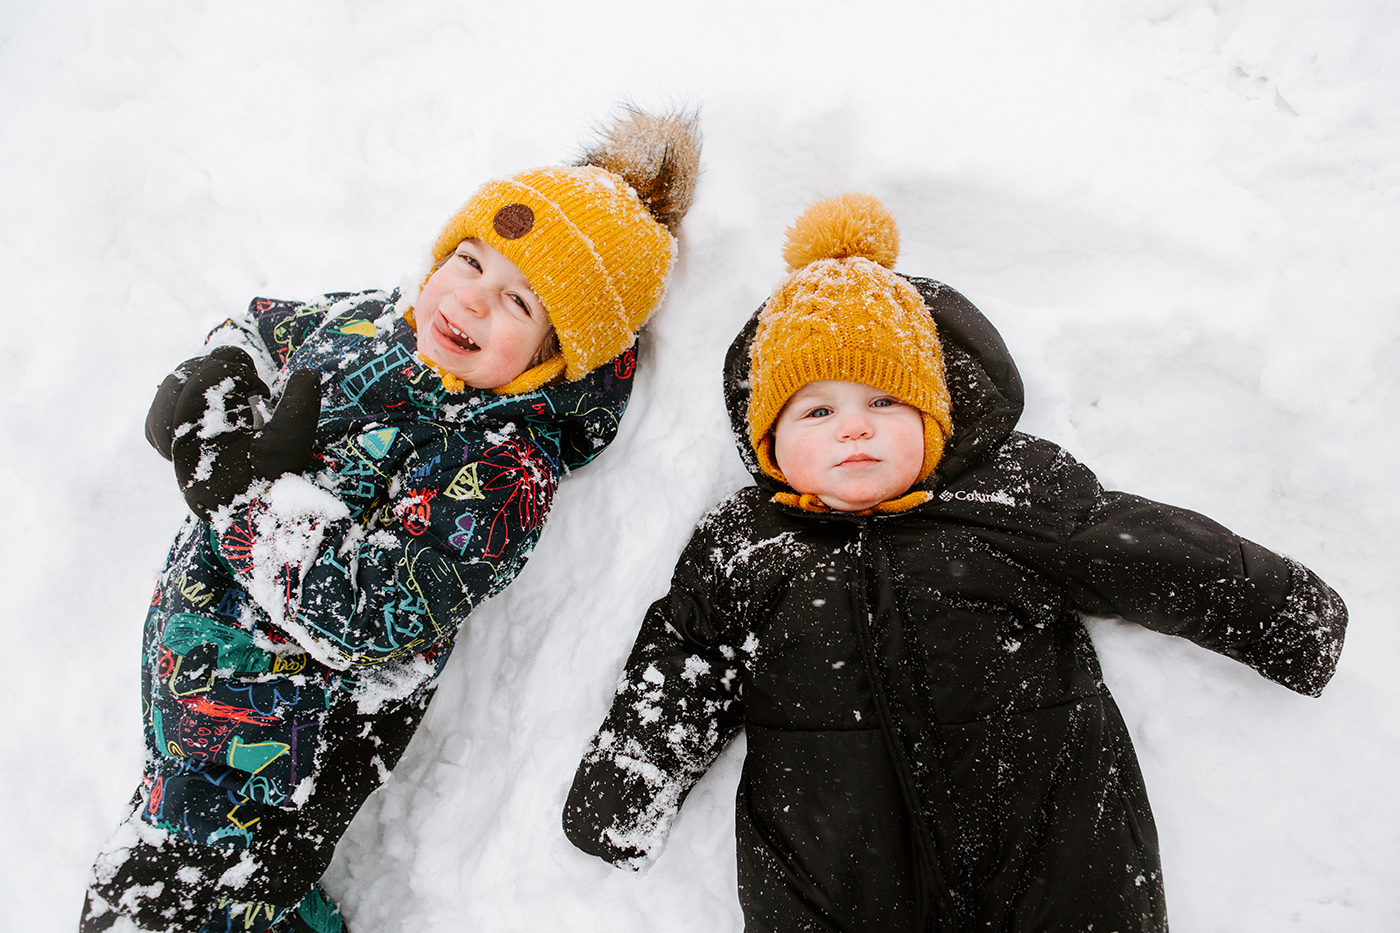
[456,252,482,271]
[807,406,833,419]
[872,397,894,408]
[510,294,529,312]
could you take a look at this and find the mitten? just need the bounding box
[157,346,323,520]
[146,355,211,461]
[563,763,657,869]
[1235,558,1348,697]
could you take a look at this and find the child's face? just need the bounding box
[414,238,553,389]
[772,380,924,511]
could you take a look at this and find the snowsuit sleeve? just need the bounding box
[204,295,350,373]
[563,498,755,869]
[1050,451,1347,697]
[213,426,556,670]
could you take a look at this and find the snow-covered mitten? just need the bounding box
[146,353,210,461]
[1236,558,1348,697]
[161,346,322,520]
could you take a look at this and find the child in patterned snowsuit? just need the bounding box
[81,109,700,933]
[563,194,1347,931]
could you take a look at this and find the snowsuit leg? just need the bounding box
[946,694,1167,932]
[80,689,432,933]
[734,725,926,932]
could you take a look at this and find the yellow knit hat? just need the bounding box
[749,193,953,487]
[418,107,701,395]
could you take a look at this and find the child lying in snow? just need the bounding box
[563,193,1347,931]
[80,108,701,933]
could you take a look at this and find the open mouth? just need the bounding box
[440,317,479,352]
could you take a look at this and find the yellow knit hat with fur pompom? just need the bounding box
[416,107,701,395]
[749,193,953,487]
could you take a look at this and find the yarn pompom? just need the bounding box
[781,192,900,272]
[578,103,702,234]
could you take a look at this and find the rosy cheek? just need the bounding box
[774,433,817,490]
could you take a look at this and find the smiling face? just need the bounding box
[772,380,925,512]
[413,238,553,389]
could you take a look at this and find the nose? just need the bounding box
[454,282,488,316]
[838,411,873,440]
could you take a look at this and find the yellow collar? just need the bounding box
[772,489,932,516]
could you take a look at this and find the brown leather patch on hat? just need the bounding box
[493,203,534,239]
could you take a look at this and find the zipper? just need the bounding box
[851,521,962,930]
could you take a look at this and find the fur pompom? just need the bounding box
[782,192,900,272]
[578,104,702,233]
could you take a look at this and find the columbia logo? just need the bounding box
[938,488,1017,506]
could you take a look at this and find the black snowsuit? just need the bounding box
[563,278,1347,932]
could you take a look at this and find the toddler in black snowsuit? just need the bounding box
[80,109,701,933]
[563,193,1347,931]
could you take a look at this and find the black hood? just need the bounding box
[722,275,1024,493]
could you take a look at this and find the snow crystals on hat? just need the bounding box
[748,192,954,486]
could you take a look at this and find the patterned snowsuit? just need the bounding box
[563,278,1347,931]
[85,290,637,932]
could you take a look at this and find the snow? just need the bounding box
[1,0,1397,930]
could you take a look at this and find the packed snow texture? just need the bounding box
[2,1,1397,930]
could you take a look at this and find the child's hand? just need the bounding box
[146,354,210,461]
[147,347,322,520]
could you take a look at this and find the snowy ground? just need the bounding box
[2,1,1397,930]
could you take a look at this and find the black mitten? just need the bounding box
[146,355,213,461]
[1236,558,1348,697]
[160,347,323,520]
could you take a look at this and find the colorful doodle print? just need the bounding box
[478,436,555,558]
[141,527,327,847]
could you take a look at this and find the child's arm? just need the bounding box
[563,501,753,869]
[1054,456,1347,696]
[150,291,380,421]
[210,427,554,670]
[204,292,379,384]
